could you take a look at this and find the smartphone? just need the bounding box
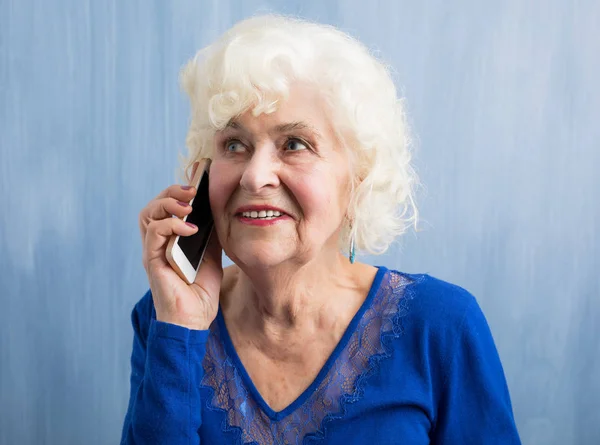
[166,159,214,284]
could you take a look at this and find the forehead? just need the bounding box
[224,83,336,138]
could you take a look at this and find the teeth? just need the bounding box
[241,210,284,219]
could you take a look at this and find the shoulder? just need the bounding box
[382,267,498,369]
[384,267,507,385]
[382,270,520,441]
[385,268,482,333]
[384,267,504,378]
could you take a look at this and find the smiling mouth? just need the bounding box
[238,210,285,220]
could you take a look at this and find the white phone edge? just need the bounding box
[170,224,214,284]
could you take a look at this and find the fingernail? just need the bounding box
[185,222,197,229]
[177,201,189,207]
[181,185,193,190]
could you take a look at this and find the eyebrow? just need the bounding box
[224,120,323,141]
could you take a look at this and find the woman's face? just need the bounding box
[209,83,353,269]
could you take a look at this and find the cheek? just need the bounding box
[208,161,238,218]
[292,159,352,227]
[292,173,341,221]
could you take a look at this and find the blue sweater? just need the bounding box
[120,266,522,444]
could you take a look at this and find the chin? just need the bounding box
[240,252,289,269]
[227,242,292,269]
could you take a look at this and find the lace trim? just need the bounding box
[200,270,419,444]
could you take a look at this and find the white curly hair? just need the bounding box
[177,13,420,256]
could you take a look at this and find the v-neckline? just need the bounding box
[215,266,388,421]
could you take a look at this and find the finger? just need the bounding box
[146,196,193,224]
[139,192,196,240]
[153,183,198,202]
[143,218,198,268]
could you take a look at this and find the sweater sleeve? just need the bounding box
[120,290,209,444]
[431,297,522,444]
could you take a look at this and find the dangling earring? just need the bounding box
[349,234,356,264]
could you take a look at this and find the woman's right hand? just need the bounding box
[138,161,223,331]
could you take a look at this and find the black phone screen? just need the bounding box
[177,170,214,270]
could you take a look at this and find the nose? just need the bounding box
[239,144,281,193]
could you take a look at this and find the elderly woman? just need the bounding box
[121,14,521,445]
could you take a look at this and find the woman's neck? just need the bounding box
[221,254,377,355]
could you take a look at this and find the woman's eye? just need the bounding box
[285,139,308,151]
[226,140,245,153]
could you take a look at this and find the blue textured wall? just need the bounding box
[1,1,598,444]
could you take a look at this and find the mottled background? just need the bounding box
[1,0,598,444]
